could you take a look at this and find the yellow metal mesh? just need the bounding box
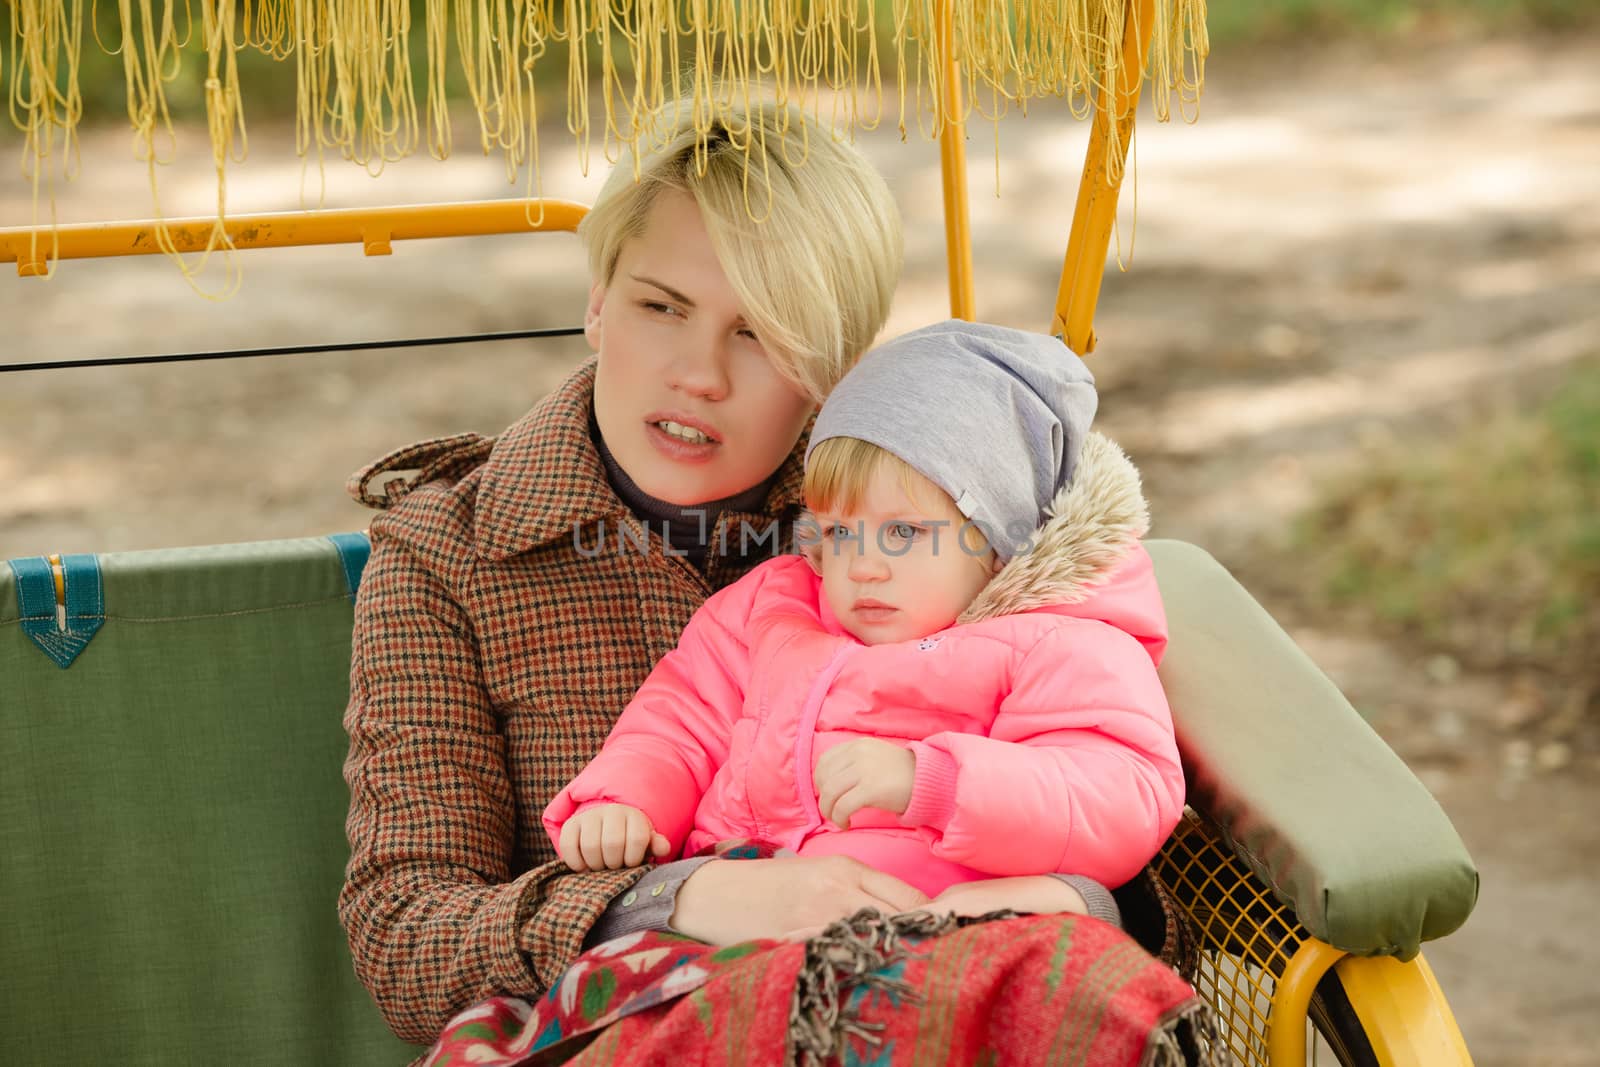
[1153,810,1317,1067]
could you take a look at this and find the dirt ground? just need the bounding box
[3,33,1598,1066]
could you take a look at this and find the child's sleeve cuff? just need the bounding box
[899,742,959,832]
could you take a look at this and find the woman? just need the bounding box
[340,99,1208,1063]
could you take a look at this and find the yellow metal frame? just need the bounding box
[1267,939,1347,1065]
[0,200,588,276]
[1053,0,1156,354]
[934,0,1152,342]
[1268,941,1473,1066]
[936,0,975,321]
[1153,811,1474,1067]
[0,0,1132,340]
[1331,954,1474,1066]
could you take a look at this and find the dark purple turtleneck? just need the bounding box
[591,420,774,572]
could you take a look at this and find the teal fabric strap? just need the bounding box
[327,532,371,601]
[8,554,104,669]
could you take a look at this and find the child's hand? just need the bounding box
[813,738,915,829]
[557,804,672,871]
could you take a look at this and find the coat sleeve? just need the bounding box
[542,564,769,853]
[900,622,1185,888]
[339,526,648,1046]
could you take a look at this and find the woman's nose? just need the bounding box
[666,334,732,401]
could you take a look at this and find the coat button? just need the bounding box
[622,891,638,906]
[651,883,666,897]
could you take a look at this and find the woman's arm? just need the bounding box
[900,623,1185,887]
[339,530,647,1044]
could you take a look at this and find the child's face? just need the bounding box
[812,465,999,646]
[587,189,816,506]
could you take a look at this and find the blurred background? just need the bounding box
[1,2,1596,1063]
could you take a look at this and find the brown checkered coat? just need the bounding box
[339,359,807,1044]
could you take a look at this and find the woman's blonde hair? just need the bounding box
[805,437,990,555]
[578,99,903,403]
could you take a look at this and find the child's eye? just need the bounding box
[821,523,855,544]
[887,522,922,542]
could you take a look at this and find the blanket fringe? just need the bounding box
[1142,996,1232,1067]
[788,909,984,1066]
[789,908,1231,1067]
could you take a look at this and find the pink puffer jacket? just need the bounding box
[544,434,1184,895]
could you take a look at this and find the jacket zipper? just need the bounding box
[791,643,858,836]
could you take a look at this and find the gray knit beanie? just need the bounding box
[807,319,1097,560]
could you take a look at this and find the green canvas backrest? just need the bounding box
[1,536,416,1066]
[2,534,1476,1066]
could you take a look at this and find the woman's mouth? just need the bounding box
[644,415,721,463]
[654,419,715,444]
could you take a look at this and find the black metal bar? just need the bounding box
[0,326,586,374]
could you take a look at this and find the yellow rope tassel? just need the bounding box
[6,0,1207,282]
[9,0,86,276]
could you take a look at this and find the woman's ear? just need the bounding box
[584,281,607,352]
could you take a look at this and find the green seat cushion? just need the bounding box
[1148,539,1479,959]
[1,537,416,1066]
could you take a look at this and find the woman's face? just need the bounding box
[587,189,816,507]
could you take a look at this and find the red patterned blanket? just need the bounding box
[425,908,1222,1066]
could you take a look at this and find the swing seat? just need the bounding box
[1,533,1476,1066]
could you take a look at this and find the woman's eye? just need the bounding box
[642,300,680,317]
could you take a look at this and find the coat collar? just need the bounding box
[473,358,809,562]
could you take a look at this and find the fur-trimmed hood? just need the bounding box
[959,431,1156,633]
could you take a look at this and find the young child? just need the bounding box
[542,319,1184,908]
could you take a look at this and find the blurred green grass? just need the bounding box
[3,0,1595,125]
[1290,360,1600,706]
[1205,0,1596,40]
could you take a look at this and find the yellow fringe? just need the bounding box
[5,0,1207,281]
[9,0,85,277]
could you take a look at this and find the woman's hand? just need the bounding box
[921,875,1088,920]
[671,855,930,944]
[813,738,915,829]
[557,804,672,871]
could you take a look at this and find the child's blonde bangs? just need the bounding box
[805,437,992,557]
[805,437,893,515]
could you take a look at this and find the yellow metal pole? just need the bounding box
[1052,0,1157,354]
[937,0,975,321]
[1332,953,1476,1066]
[1266,937,1347,1067]
[0,200,588,275]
